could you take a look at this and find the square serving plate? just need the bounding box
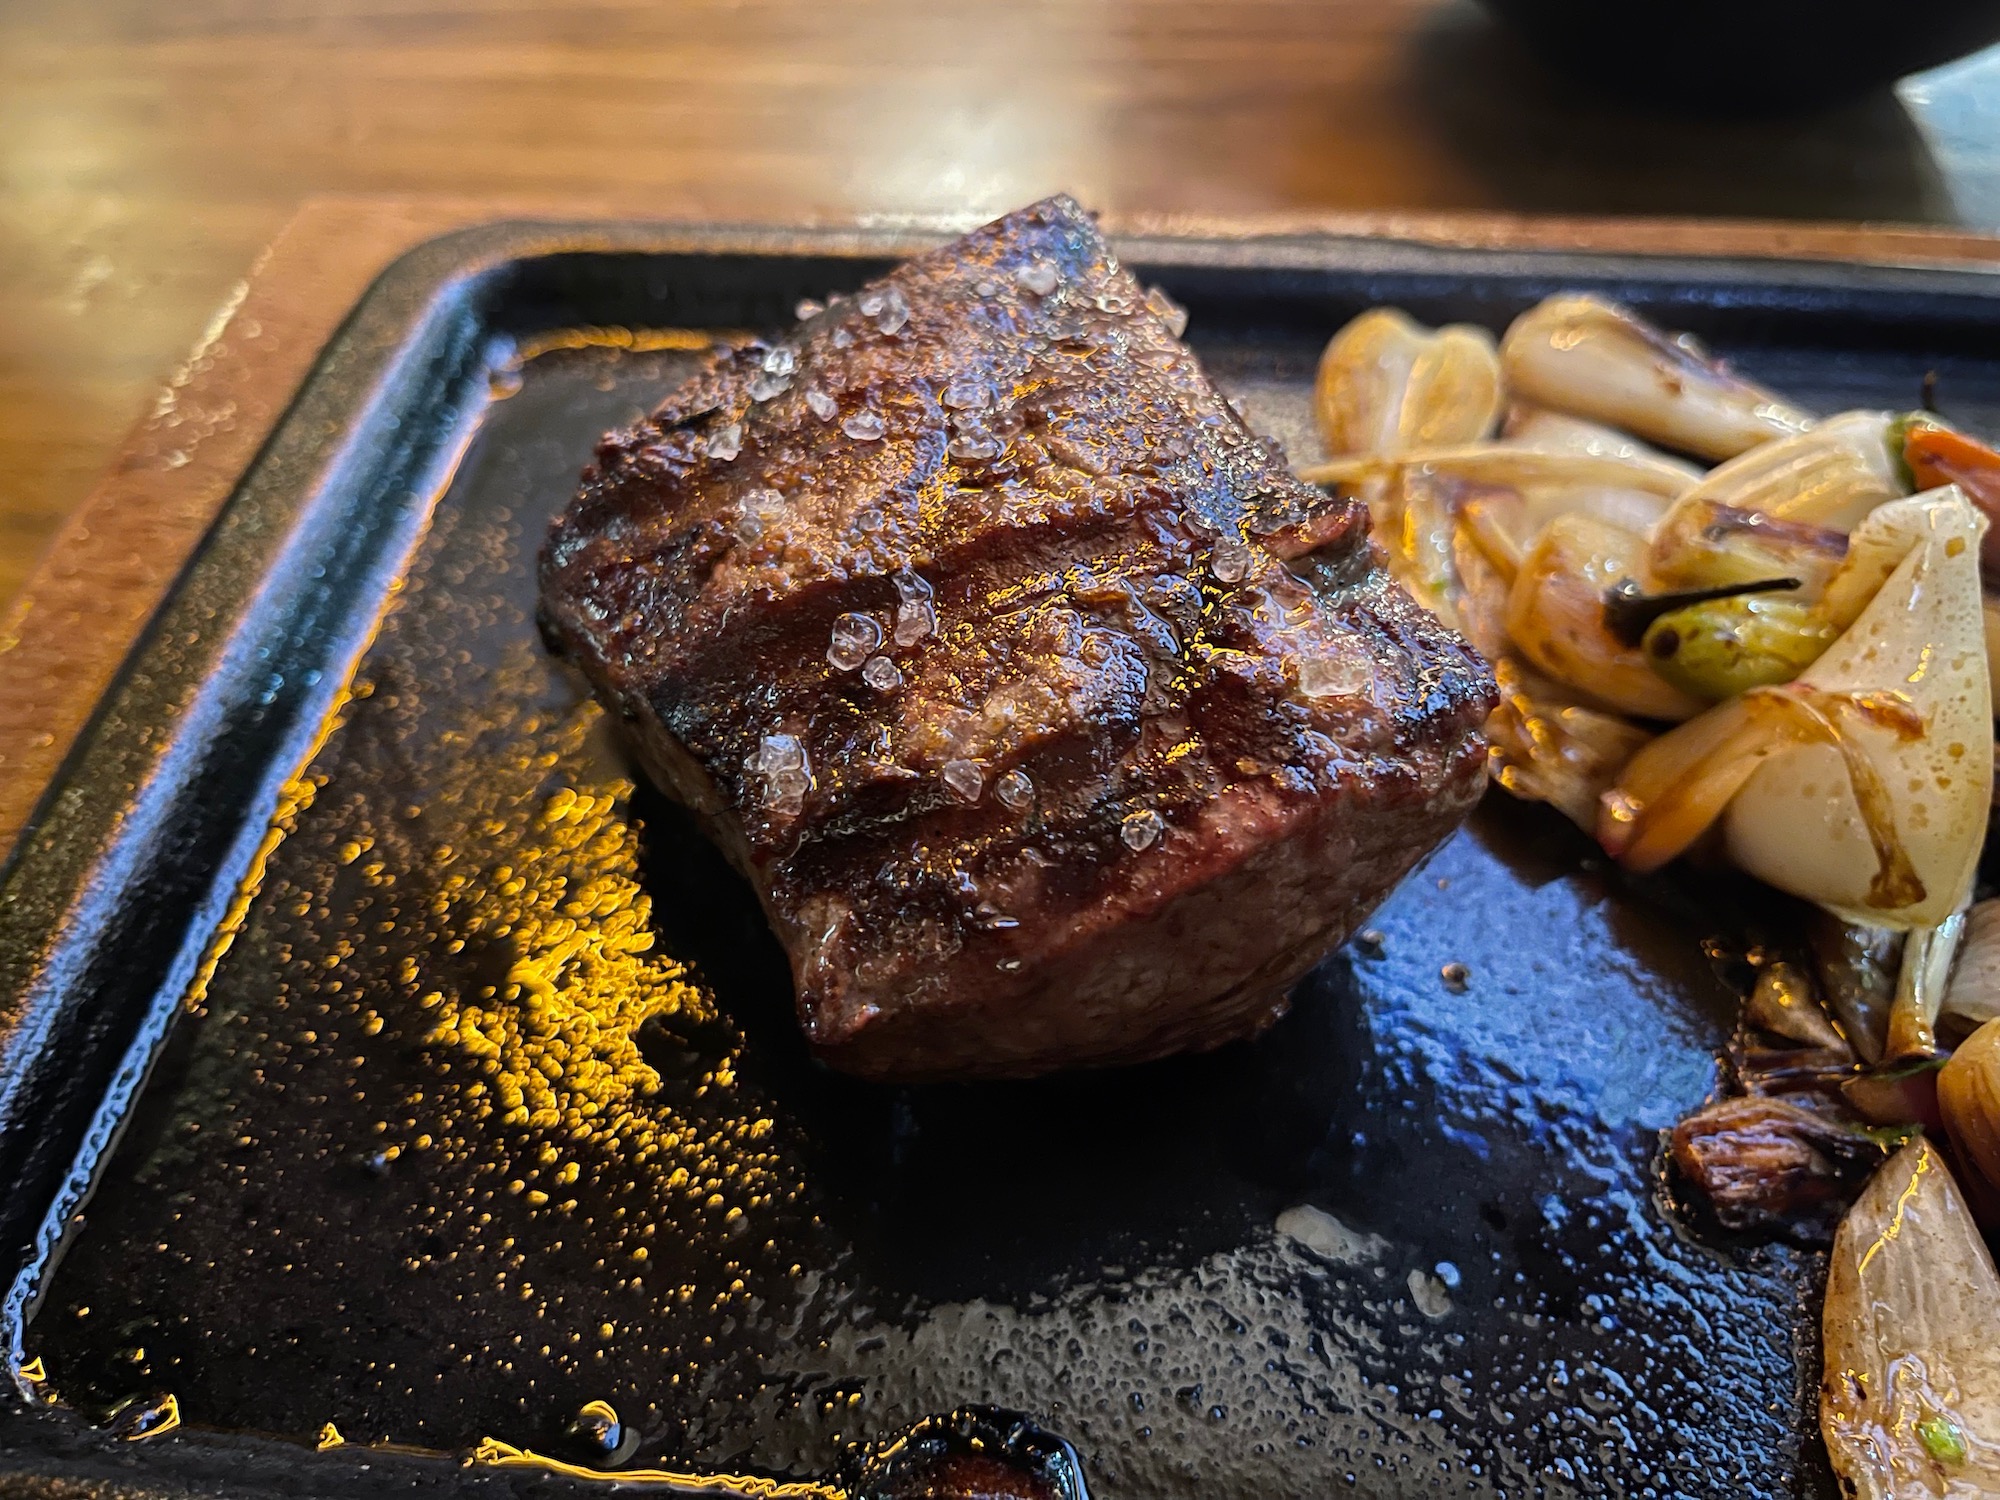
[6,219,2000,1500]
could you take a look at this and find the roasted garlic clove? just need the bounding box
[1315,308,1502,456]
[1822,1139,2000,1497]
[1500,295,1813,461]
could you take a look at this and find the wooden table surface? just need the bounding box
[8,0,2000,610]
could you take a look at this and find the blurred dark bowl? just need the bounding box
[1476,0,2000,115]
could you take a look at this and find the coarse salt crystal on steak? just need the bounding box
[538,195,1496,1081]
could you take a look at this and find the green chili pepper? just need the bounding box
[1917,1414,1969,1467]
[1641,595,1838,701]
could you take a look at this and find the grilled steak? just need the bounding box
[539,196,1495,1081]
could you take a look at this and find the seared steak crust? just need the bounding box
[540,196,1495,1080]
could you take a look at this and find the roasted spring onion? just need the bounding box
[1498,294,1813,461]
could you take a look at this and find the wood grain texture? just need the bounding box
[6,0,2000,610]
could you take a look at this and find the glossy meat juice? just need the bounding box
[540,197,1495,1080]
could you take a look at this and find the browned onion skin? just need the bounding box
[1745,959,1849,1051]
[1808,913,1900,1066]
[1669,1094,1891,1241]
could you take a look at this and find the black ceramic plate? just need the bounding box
[6,221,2000,1500]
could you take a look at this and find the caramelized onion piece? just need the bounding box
[1449,522,1512,662]
[1355,460,1677,686]
[1597,690,1794,871]
[1842,1060,1946,1134]
[1658,410,1906,538]
[1733,1042,1859,1098]
[1499,295,1813,461]
[1885,913,1967,1064]
[1597,683,1922,901]
[1820,487,1975,635]
[1725,489,1992,929]
[1647,499,1850,601]
[1298,446,1696,501]
[1822,1139,2000,1497]
[1372,470,1464,629]
[1457,491,1528,580]
[1670,1095,1887,1240]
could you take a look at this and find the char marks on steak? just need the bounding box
[539,196,1496,1081]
